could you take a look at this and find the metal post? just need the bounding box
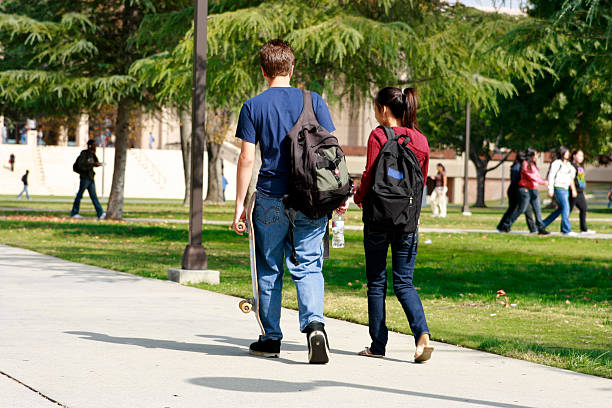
[500,160,505,206]
[462,100,472,216]
[181,0,208,270]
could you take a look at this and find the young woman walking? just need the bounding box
[497,152,536,233]
[429,163,448,217]
[499,148,549,234]
[353,87,433,363]
[543,146,578,236]
[569,150,595,234]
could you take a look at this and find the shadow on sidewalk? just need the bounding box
[188,377,533,408]
[64,331,302,365]
[198,334,408,363]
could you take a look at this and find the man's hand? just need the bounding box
[335,200,350,215]
[548,192,554,198]
[571,189,578,198]
[232,207,247,235]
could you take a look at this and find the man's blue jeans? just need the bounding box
[363,227,429,356]
[544,188,572,233]
[253,193,327,341]
[71,177,104,217]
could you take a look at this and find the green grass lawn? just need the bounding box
[1,195,611,232]
[0,211,610,378]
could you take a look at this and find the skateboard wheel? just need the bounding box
[239,299,252,314]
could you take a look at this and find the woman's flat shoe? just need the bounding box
[414,346,434,363]
[358,347,384,358]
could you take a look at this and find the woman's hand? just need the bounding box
[335,200,350,215]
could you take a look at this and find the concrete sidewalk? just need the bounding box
[0,245,610,408]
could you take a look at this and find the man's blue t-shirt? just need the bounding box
[235,87,335,197]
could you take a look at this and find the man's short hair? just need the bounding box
[260,39,294,78]
[87,139,96,146]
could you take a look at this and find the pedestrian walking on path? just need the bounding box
[232,39,348,364]
[353,87,433,362]
[498,148,549,235]
[16,170,30,200]
[8,153,15,171]
[429,163,447,218]
[542,146,577,236]
[497,152,536,233]
[569,149,595,234]
[70,139,105,220]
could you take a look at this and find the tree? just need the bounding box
[131,1,547,206]
[0,0,191,218]
[498,0,612,158]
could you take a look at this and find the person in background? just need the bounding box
[71,139,106,220]
[9,153,15,171]
[569,150,595,234]
[542,146,577,236]
[608,186,612,209]
[429,163,447,218]
[353,86,433,363]
[499,148,549,234]
[19,126,27,144]
[149,133,155,149]
[497,151,536,233]
[16,170,30,200]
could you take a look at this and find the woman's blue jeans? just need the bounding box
[363,227,429,355]
[543,188,572,233]
[253,193,327,342]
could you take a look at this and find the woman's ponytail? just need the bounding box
[374,86,419,129]
[402,88,418,129]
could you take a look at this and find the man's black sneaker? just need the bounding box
[538,229,550,235]
[249,339,280,358]
[304,321,330,364]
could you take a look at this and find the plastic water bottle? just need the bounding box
[332,214,345,249]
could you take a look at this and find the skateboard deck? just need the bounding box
[237,192,265,335]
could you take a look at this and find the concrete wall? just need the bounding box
[0,144,237,200]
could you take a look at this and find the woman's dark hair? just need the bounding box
[514,150,527,165]
[525,148,537,163]
[374,87,418,129]
[571,149,583,161]
[437,163,446,172]
[556,146,570,160]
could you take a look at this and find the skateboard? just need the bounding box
[237,192,266,335]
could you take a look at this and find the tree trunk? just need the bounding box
[469,151,489,208]
[106,99,131,219]
[179,108,191,206]
[474,162,488,207]
[204,141,222,203]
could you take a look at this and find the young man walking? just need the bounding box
[232,39,347,364]
[71,139,105,220]
[17,170,30,200]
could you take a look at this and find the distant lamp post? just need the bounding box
[168,0,219,285]
[462,99,472,216]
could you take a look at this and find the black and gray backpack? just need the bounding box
[283,90,353,263]
[363,126,424,232]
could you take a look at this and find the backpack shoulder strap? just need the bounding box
[301,90,318,124]
[377,125,399,144]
